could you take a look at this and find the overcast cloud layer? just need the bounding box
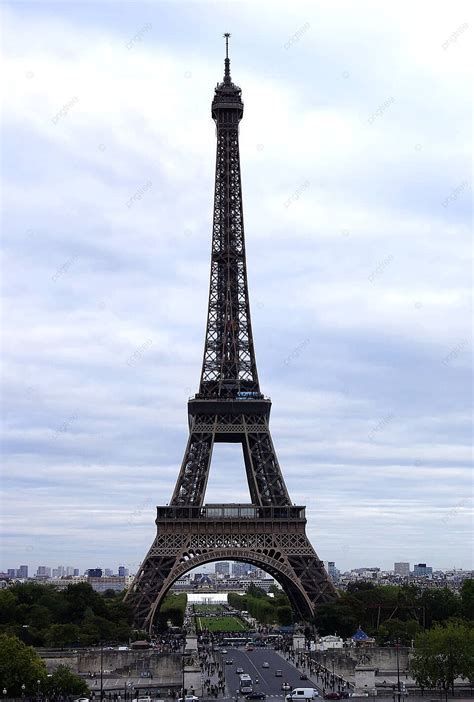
[1,0,472,575]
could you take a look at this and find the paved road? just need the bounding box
[220,648,322,699]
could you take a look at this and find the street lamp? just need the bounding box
[3,689,7,701]
[36,681,41,701]
[395,639,401,702]
[100,642,104,702]
[21,685,25,701]
[182,637,186,701]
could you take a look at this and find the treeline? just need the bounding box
[229,584,293,625]
[313,580,474,643]
[0,633,89,697]
[0,582,187,647]
[155,593,187,630]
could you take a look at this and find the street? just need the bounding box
[220,648,323,698]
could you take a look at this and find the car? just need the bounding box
[282,683,291,692]
[340,694,352,699]
[262,662,269,669]
[225,659,234,665]
[221,649,228,654]
[236,667,244,674]
[178,697,199,702]
[246,694,266,700]
[275,670,283,677]
[246,645,254,651]
[324,694,341,700]
[76,699,90,702]
[299,674,308,680]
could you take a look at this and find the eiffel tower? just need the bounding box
[125,35,337,631]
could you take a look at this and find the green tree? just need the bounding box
[419,588,459,627]
[313,601,358,638]
[0,633,47,696]
[247,584,266,599]
[45,623,80,648]
[63,583,108,623]
[460,579,474,620]
[0,591,17,625]
[276,606,293,626]
[46,665,89,697]
[376,618,421,646]
[411,622,474,698]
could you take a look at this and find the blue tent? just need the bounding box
[352,627,372,642]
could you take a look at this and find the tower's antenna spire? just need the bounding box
[223,32,231,83]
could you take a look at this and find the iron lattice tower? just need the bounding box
[125,36,337,630]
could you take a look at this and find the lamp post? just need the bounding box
[3,689,7,702]
[21,685,25,702]
[36,680,41,702]
[100,642,104,702]
[395,639,401,702]
[182,637,186,701]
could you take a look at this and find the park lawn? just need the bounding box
[194,604,225,613]
[196,615,249,632]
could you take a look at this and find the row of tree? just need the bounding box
[0,633,89,698]
[228,584,293,625]
[0,582,134,647]
[411,622,474,696]
[312,580,474,643]
[0,582,187,648]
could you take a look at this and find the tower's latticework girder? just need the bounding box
[125,37,337,631]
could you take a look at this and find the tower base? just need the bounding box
[125,503,337,631]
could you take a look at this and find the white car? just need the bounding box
[178,697,199,702]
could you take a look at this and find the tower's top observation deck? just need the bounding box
[212,33,243,123]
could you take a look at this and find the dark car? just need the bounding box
[246,694,266,700]
[225,659,234,665]
[299,674,308,680]
[324,694,342,700]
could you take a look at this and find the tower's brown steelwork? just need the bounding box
[125,36,337,631]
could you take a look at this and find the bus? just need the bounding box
[239,675,253,694]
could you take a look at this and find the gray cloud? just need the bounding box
[1,1,471,574]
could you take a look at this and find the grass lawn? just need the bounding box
[194,604,225,613]
[196,615,249,632]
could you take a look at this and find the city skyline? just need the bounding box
[1,2,471,572]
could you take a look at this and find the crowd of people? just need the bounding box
[279,647,352,697]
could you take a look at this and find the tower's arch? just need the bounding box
[145,550,314,632]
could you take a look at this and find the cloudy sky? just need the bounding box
[1,0,472,576]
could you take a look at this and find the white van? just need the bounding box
[285,689,319,701]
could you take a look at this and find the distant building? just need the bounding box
[215,562,230,577]
[73,568,79,576]
[317,634,344,651]
[36,566,51,578]
[7,569,16,578]
[87,576,126,593]
[104,568,113,576]
[118,566,129,577]
[66,566,75,576]
[394,562,410,577]
[325,561,340,582]
[18,565,28,578]
[87,568,103,578]
[413,563,433,577]
[232,562,252,577]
